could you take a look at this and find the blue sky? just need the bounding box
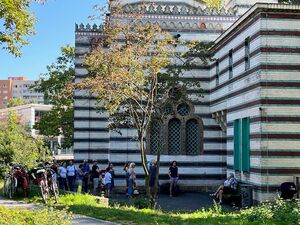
[0,0,106,80]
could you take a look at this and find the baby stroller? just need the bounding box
[279,182,297,200]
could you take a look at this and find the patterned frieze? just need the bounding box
[120,2,236,16]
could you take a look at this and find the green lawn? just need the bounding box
[45,193,299,225]
[1,180,299,225]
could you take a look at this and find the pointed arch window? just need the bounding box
[168,118,181,155]
[150,121,161,155]
[186,119,200,155]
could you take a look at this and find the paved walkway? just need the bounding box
[0,197,118,225]
[111,192,216,212]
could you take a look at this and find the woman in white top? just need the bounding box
[58,162,67,190]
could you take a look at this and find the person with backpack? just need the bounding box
[67,160,76,192]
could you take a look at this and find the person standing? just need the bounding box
[76,164,84,193]
[91,160,100,195]
[67,160,76,192]
[149,160,157,196]
[58,162,67,191]
[82,160,90,193]
[168,161,179,197]
[107,163,115,190]
[104,167,112,198]
[123,162,130,196]
[127,162,136,198]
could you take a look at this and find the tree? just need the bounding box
[78,5,208,206]
[32,45,75,149]
[6,98,28,108]
[0,111,50,176]
[0,0,46,56]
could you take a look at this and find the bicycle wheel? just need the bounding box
[52,182,59,203]
[3,178,9,197]
[40,180,48,204]
[5,177,16,199]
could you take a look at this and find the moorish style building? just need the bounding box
[74,0,300,202]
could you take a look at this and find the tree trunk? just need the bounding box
[149,147,161,208]
[138,136,150,197]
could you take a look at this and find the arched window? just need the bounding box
[150,121,161,154]
[186,119,200,155]
[168,118,181,155]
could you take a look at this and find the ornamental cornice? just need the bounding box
[119,2,236,16]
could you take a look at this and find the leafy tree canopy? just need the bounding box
[0,0,46,56]
[0,111,50,175]
[32,45,75,149]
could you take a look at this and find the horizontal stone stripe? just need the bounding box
[74,117,108,121]
[227,98,300,113]
[228,132,300,140]
[74,149,226,155]
[212,62,300,92]
[74,113,213,119]
[113,174,227,180]
[251,151,300,157]
[227,150,300,157]
[75,159,226,167]
[75,63,210,70]
[251,168,300,174]
[227,165,300,175]
[227,116,300,126]
[74,137,226,143]
[211,80,300,105]
[213,12,300,52]
[251,133,300,139]
[74,125,221,131]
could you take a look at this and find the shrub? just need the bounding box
[241,199,300,225]
[0,206,72,225]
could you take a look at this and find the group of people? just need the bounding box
[52,160,115,197]
[122,160,180,198]
[51,159,237,203]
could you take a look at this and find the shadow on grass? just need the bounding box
[51,195,242,225]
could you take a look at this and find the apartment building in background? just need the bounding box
[0,76,44,108]
[0,79,12,108]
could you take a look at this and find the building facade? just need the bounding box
[0,79,12,108]
[0,77,44,108]
[74,0,300,202]
[0,104,73,160]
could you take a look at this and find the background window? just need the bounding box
[245,38,250,71]
[229,50,233,79]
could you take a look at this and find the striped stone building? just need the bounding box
[74,0,300,202]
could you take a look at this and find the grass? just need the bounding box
[38,193,299,225]
[0,206,72,225]
[1,180,299,225]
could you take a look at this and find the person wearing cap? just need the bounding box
[210,173,238,204]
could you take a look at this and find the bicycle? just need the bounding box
[32,166,59,203]
[3,166,17,199]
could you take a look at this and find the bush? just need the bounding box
[130,196,151,209]
[241,199,300,224]
[0,206,72,225]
